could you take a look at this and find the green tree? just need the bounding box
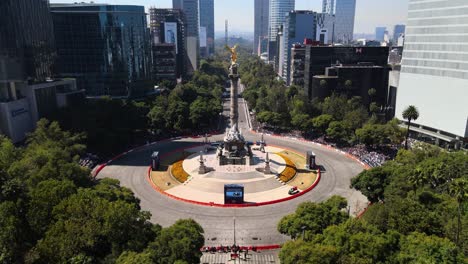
[326,121,351,143]
[449,178,467,246]
[33,182,155,263]
[402,105,419,149]
[312,114,334,135]
[291,113,312,132]
[278,196,348,240]
[351,167,391,203]
[116,251,153,264]
[27,179,77,238]
[396,232,464,263]
[0,201,26,264]
[145,219,204,264]
[279,240,338,264]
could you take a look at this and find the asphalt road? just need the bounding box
[97,83,367,247]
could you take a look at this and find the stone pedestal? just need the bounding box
[264,152,271,174]
[198,151,207,174]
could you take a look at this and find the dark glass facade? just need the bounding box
[199,0,215,56]
[304,46,389,99]
[51,4,151,97]
[0,0,56,82]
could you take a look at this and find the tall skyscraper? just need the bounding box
[393,24,405,43]
[322,0,335,14]
[334,0,356,43]
[199,0,214,57]
[149,8,187,80]
[173,0,199,72]
[51,3,151,97]
[281,11,316,85]
[268,0,295,61]
[1,0,84,143]
[0,0,55,82]
[254,0,269,56]
[375,27,386,42]
[396,0,468,147]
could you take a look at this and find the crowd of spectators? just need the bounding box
[79,153,100,169]
[257,128,397,168]
[342,145,397,167]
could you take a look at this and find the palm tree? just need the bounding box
[449,178,467,246]
[402,105,419,149]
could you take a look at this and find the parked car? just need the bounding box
[288,186,299,195]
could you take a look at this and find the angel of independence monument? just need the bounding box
[217,45,253,166]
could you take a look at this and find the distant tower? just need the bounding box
[254,0,269,56]
[225,19,229,46]
[334,0,356,44]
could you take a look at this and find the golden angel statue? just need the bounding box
[225,44,238,64]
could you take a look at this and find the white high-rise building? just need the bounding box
[322,0,335,14]
[396,0,468,148]
[334,0,356,43]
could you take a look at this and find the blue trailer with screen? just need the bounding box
[224,184,244,204]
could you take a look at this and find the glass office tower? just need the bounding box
[393,24,406,43]
[268,0,295,61]
[0,0,55,82]
[254,0,269,56]
[334,0,356,43]
[281,11,316,85]
[199,0,214,57]
[173,0,199,72]
[51,4,151,97]
[396,0,468,147]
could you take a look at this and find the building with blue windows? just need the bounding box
[375,27,387,42]
[393,24,405,44]
[281,11,316,85]
[199,0,214,57]
[334,0,356,43]
[51,3,151,98]
[268,0,295,61]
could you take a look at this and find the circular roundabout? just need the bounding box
[149,144,319,206]
[95,131,368,247]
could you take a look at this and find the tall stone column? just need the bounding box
[229,63,239,130]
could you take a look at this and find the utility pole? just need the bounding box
[233,217,236,245]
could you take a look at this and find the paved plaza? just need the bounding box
[163,146,296,204]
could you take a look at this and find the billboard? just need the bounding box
[200,26,207,48]
[224,184,244,204]
[164,22,178,53]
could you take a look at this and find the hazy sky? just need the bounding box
[50,0,408,34]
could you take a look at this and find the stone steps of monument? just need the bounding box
[185,176,283,193]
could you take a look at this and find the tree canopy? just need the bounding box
[280,146,467,263]
[0,121,205,264]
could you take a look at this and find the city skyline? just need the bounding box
[50,0,408,34]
